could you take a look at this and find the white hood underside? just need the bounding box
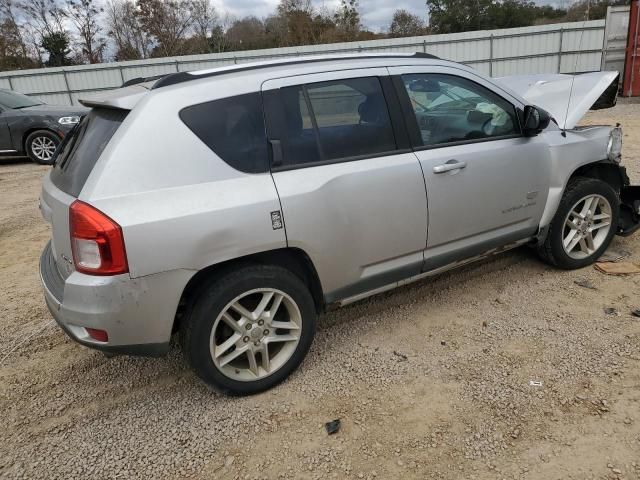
[495,71,619,130]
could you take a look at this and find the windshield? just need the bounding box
[0,89,43,109]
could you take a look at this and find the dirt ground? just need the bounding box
[1,102,640,480]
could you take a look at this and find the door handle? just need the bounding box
[433,160,467,174]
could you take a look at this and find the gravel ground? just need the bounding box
[1,102,640,480]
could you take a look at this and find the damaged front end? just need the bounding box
[619,173,640,237]
[497,72,640,237]
[602,126,640,237]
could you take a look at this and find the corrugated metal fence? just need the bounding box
[0,18,618,106]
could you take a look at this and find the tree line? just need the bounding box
[0,0,626,72]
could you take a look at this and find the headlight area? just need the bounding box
[607,126,623,163]
[58,116,81,125]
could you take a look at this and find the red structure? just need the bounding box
[623,0,640,96]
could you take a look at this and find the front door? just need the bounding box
[390,66,551,269]
[262,69,428,303]
[0,110,15,152]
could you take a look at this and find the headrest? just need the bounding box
[358,96,386,124]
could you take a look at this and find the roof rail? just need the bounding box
[152,52,440,90]
[121,74,167,87]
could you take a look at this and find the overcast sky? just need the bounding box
[210,0,575,32]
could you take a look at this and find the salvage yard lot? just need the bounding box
[1,102,640,480]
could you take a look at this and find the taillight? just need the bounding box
[69,201,128,275]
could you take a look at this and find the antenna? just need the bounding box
[562,11,589,132]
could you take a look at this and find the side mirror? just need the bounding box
[523,105,551,136]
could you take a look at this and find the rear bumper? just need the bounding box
[40,241,193,357]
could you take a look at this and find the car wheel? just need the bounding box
[538,177,619,269]
[25,130,60,165]
[180,265,317,395]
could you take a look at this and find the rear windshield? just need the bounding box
[50,108,128,197]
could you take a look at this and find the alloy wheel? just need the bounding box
[209,288,302,382]
[31,136,57,162]
[562,194,612,260]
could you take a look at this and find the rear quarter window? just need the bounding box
[179,92,268,174]
[50,108,128,197]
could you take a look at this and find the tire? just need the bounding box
[538,177,619,269]
[25,130,61,165]
[180,265,317,396]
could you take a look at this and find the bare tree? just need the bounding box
[136,0,195,57]
[389,9,426,37]
[225,16,266,50]
[105,0,150,59]
[0,0,30,59]
[18,0,73,65]
[66,0,106,63]
[334,0,360,41]
[19,0,66,38]
[189,0,217,53]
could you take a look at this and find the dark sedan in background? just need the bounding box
[0,89,88,164]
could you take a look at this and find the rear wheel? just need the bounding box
[538,177,619,269]
[180,265,317,395]
[25,130,60,165]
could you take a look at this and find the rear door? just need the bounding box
[262,69,428,303]
[389,65,551,269]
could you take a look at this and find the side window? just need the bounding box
[180,92,268,173]
[401,74,520,147]
[279,77,397,166]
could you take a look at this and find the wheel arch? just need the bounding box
[538,160,625,239]
[22,127,62,153]
[568,161,625,194]
[173,247,325,334]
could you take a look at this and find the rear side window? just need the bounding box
[50,108,127,197]
[180,93,268,173]
[279,77,397,167]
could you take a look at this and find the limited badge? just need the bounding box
[271,211,283,230]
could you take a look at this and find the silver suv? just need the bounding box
[39,54,640,395]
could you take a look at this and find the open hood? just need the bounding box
[495,71,619,130]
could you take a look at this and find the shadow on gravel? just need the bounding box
[0,157,31,166]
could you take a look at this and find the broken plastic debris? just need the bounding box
[574,278,597,290]
[393,350,408,361]
[632,310,640,318]
[595,262,640,275]
[529,380,543,387]
[325,419,341,435]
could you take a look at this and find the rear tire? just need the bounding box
[25,130,60,165]
[537,177,619,269]
[180,265,317,396]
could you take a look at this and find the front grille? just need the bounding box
[40,241,64,302]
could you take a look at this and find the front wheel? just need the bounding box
[25,130,61,165]
[180,265,317,395]
[538,177,619,269]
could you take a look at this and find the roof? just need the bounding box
[81,52,447,110]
